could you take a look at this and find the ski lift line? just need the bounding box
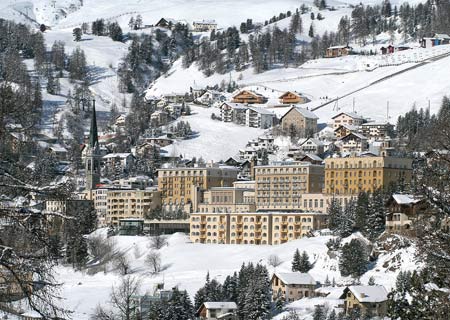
[311,50,450,113]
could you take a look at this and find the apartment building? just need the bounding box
[192,186,256,213]
[106,188,161,226]
[157,165,239,209]
[332,111,365,130]
[190,212,328,245]
[280,106,318,138]
[324,156,413,195]
[255,162,325,211]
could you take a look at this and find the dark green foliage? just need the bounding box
[339,239,368,278]
[291,248,301,272]
[73,27,82,41]
[313,304,327,320]
[68,47,88,82]
[108,22,123,42]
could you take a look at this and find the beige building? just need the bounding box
[324,156,413,195]
[332,112,365,131]
[280,106,318,138]
[271,272,316,302]
[385,194,428,234]
[190,212,328,245]
[340,286,388,318]
[106,188,161,226]
[193,186,256,214]
[157,165,239,210]
[255,162,324,211]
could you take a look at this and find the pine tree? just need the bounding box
[291,249,301,272]
[327,309,337,320]
[355,192,369,231]
[313,305,326,320]
[365,189,386,241]
[339,239,368,278]
[298,251,312,273]
[324,275,331,286]
[73,27,82,41]
[309,24,314,37]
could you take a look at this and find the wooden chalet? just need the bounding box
[231,90,267,104]
[325,45,351,58]
[279,91,308,104]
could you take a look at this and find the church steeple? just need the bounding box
[89,98,98,148]
[85,98,101,191]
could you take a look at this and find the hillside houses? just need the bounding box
[196,90,226,106]
[325,45,351,58]
[219,103,275,129]
[340,286,388,318]
[337,132,369,153]
[279,91,309,104]
[232,90,267,104]
[192,20,217,32]
[332,111,365,130]
[271,272,316,302]
[220,102,247,125]
[421,33,450,48]
[280,106,319,138]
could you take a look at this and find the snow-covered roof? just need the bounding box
[392,194,422,205]
[361,122,391,126]
[332,111,364,120]
[335,124,359,131]
[340,132,367,141]
[301,154,324,161]
[221,102,247,109]
[103,153,132,159]
[299,138,324,147]
[435,33,450,39]
[193,19,217,25]
[247,107,275,115]
[345,285,388,303]
[287,106,319,119]
[328,45,350,49]
[274,272,315,285]
[49,144,68,153]
[203,302,237,309]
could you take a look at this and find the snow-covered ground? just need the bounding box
[53,231,417,319]
[162,106,266,162]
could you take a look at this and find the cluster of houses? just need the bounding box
[191,272,389,319]
[154,17,218,32]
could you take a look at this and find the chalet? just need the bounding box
[155,18,187,30]
[150,110,169,126]
[192,20,218,32]
[197,90,227,106]
[163,93,186,104]
[197,302,237,320]
[47,144,68,161]
[361,122,394,139]
[334,124,359,139]
[386,194,428,234]
[133,142,161,160]
[142,136,173,147]
[338,132,368,153]
[325,45,351,58]
[299,154,324,165]
[340,285,388,318]
[271,272,316,302]
[232,90,267,104]
[245,107,275,129]
[421,33,450,48]
[280,106,319,138]
[102,153,135,173]
[190,86,206,99]
[298,138,324,155]
[332,111,365,130]
[220,102,247,125]
[279,91,309,104]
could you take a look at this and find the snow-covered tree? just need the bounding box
[339,239,368,278]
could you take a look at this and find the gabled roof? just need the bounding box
[334,124,359,132]
[340,132,367,141]
[299,138,324,147]
[193,19,217,25]
[279,91,301,99]
[273,272,315,285]
[435,33,450,39]
[203,302,237,309]
[233,90,266,98]
[340,285,388,303]
[247,107,275,115]
[332,111,364,120]
[301,154,324,162]
[103,153,133,159]
[220,102,247,110]
[281,106,318,120]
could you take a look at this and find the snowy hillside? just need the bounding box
[54,232,418,320]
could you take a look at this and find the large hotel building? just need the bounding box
[324,156,413,195]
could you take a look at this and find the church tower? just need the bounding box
[85,99,101,191]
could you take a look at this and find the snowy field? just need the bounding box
[162,106,266,162]
[52,231,417,319]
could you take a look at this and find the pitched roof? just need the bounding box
[344,285,388,303]
[301,154,324,161]
[247,107,275,115]
[221,102,247,110]
[274,272,315,285]
[299,138,324,147]
[335,124,359,132]
[282,106,318,120]
[279,91,301,99]
[340,132,367,141]
[332,111,364,120]
[203,302,237,309]
[103,153,133,159]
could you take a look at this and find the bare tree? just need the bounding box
[148,235,168,250]
[113,253,131,275]
[91,276,140,320]
[145,250,161,274]
[268,254,283,268]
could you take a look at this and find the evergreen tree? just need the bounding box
[298,251,313,273]
[327,309,337,320]
[339,239,368,278]
[73,27,82,41]
[309,23,315,37]
[365,189,386,241]
[291,249,301,272]
[313,305,326,320]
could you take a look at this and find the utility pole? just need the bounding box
[386,101,390,122]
